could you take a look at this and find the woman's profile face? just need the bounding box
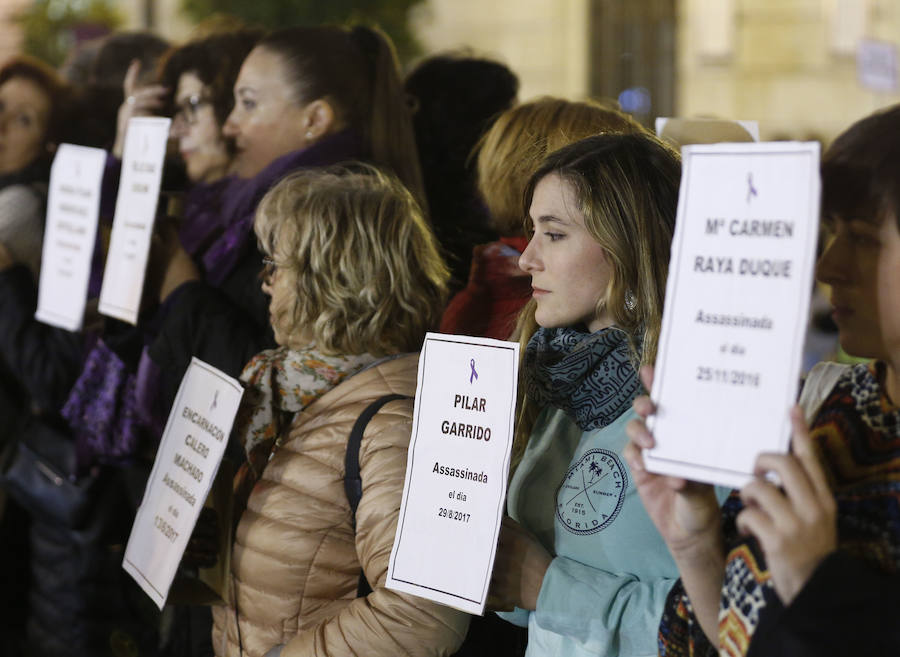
[0,76,51,175]
[170,71,230,184]
[816,212,900,362]
[519,172,614,332]
[223,47,311,179]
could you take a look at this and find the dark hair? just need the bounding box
[405,53,519,183]
[0,55,71,147]
[158,28,263,127]
[256,24,424,202]
[61,32,169,149]
[821,104,900,228]
[404,53,519,287]
[89,31,169,89]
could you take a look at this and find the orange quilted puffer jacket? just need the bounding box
[212,353,470,657]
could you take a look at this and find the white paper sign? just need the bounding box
[655,117,760,143]
[99,117,170,324]
[857,39,898,92]
[644,142,820,489]
[35,144,106,331]
[386,333,519,615]
[123,358,243,609]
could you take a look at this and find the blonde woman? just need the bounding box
[212,164,468,657]
[488,134,681,657]
[440,97,643,340]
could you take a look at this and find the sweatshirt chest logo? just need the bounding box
[556,448,627,535]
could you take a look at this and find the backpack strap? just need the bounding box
[344,393,411,598]
[344,393,411,525]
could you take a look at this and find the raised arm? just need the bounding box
[623,365,725,645]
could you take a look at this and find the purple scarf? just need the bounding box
[179,130,364,286]
[64,131,364,469]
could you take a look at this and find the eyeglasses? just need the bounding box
[261,256,277,281]
[173,94,212,125]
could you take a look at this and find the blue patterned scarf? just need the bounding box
[523,326,640,431]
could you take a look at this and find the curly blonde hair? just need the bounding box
[254,164,449,355]
[476,97,644,236]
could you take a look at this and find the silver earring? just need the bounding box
[624,290,637,312]
[305,130,314,139]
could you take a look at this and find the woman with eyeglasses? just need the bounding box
[159,28,263,185]
[138,24,423,424]
[212,164,466,657]
[60,27,267,474]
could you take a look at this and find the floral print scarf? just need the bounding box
[231,345,375,525]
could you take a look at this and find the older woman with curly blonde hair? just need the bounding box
[212,164,468,657]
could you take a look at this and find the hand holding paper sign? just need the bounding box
[644,141,821,488]
[113,60,168,159]
[623,365,723,642]
[488,516,551,611]
[626,369,838,630]
[736,406,837,606]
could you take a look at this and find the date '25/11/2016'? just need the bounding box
[696,366,760,387]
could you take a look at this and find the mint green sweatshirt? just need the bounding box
[499,406,678,657]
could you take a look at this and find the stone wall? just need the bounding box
[678,0,900,142]
[410,0,591,101]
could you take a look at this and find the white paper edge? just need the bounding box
[655,117,760,142]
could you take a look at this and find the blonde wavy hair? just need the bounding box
[254,164,449,356]
[511,133,681,466]
[476,96,644,236]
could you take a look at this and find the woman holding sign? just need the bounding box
[625,105,900,656]
[489,133,683,657]
[211,164,468,657]
[147,23,423,419]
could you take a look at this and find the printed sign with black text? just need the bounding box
[98,116,170,324]
[387,333,519,615]
[36,144,106,331]
[123,358,243,609]
[645,142,820,488]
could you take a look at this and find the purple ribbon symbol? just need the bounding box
[469,359,478,384]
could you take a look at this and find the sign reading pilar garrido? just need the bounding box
[387,333,519,615]
[645,142,820,489]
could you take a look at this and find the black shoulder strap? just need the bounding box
[344,393,411,526]
[345,393,411,599]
